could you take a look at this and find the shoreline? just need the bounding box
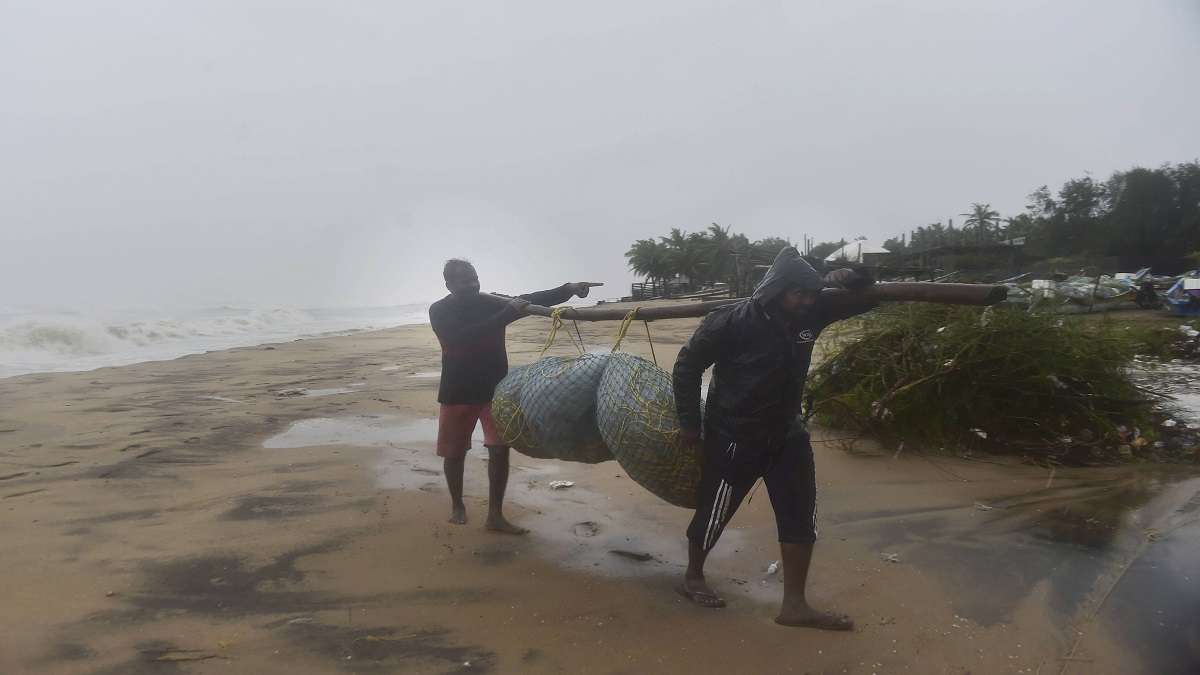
[1,312,1195,673]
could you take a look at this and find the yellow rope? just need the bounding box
[539,307,563,356]
[611,308,640,352]
[644,320,658,366]
[540,307,585,356]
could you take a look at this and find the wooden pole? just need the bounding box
[488,282,1007,323]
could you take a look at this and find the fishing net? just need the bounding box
[494,354,613,463]
[596,353,700,508]
[491,364,543,457]
[492,346,700,505]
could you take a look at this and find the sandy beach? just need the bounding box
[2,308,1196,674]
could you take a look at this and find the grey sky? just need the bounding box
[3,0,1198,309]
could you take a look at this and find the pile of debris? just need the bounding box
[807,303,1166,464]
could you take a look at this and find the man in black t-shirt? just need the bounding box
[673,247,875,629]
[428,259,599,533]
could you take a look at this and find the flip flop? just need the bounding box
[773,612,854,631]
[676,584,726,608]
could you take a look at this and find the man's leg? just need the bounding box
[444,456,467,524]
[484,444,526,534]
[436,405,471,525]
[681,437,754,608]
[478,405,526,534]
[765,435,853,630]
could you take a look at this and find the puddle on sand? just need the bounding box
[263,415,729,584]
[847,466,1200,670]
[276,383,368,398]
[264,417,445,449]
[1131,358,1200,431]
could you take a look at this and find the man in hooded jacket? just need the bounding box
[672,247,875,629]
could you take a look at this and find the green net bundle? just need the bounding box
[492,352,700,507]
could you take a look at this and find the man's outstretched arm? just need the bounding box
[518,282,603,308]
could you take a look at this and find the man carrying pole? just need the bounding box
[672,247,875,629]
[428,258,600,533]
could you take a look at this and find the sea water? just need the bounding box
[0,304,429,378]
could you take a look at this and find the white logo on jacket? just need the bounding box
[797,329,816,343]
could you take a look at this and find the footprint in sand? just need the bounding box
[573,521,600,538]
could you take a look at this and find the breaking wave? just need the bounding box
[0,305,428,377]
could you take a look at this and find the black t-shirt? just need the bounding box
[428,285,574,405]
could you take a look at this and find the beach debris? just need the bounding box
[973,502,995,511]
[1162,419,1178,428]
[275,388,306,397]
[139,647,223,663]
[610,550,653,562]
[548,480,575,490]
[809,304,1160,465]
[572,521,599,537]
[766,560,780,576]
[287,617,315,624]
[880,553,901,563]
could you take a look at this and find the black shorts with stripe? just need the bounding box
[686,428,817,552]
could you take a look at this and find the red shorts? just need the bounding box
[436,403,502,459]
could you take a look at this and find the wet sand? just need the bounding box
[1,307,1196,674]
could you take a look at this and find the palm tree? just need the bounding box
[961,203,1002,244]
[701,223,747,287]
[624,239,671,287]
[660,228,708,288]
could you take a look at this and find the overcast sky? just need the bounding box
[3,0,1198,309]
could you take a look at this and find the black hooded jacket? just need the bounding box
[672,248,875,440]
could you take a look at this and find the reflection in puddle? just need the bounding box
[276,383,368,398]
[264,416,444,448]
[1131,358,1200,431]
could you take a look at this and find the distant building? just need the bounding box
[824,239,892,265]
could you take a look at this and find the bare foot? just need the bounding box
[774,601,853,630]
[677,575,725,608]
[449,504,467,525]
[484,515,528,535]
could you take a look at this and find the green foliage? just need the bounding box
[625,225,801,292]
[808,305,1159,464]
[890,161,1200,268]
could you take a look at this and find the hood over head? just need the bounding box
[752,247,825,305]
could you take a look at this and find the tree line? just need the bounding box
[883,162,1200,265]
[627,161,1200,288]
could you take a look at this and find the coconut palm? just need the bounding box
[660,228,708,288]
[624,239,672,286]
[961,203,1002,244]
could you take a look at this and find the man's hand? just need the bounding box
[824,268,874,291]
[568,282,604,298]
